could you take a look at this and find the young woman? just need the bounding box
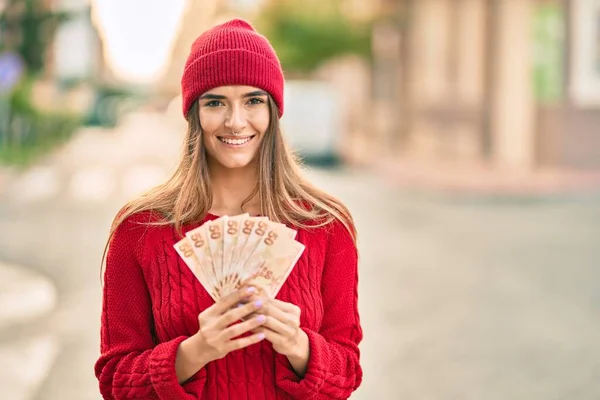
[95,18,362,399]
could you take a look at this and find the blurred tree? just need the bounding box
[0,0,79,167]
[255,0,372,74]
[0,0,71,75]
[532,3,564,104]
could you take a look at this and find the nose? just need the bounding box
[224,103,247,133]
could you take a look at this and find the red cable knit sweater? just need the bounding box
[95,211,362,399]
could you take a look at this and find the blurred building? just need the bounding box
[158,0,217,98]
[20,0,106,113]
[361,0,600,171]
[49,0,105,82]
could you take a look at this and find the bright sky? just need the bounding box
[91,0,187,83]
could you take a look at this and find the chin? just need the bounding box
[218,156,257,170]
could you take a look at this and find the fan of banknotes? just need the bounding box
[174,213,305,302]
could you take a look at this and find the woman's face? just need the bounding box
[198,85,270,170]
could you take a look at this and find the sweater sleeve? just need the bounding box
[94,214,206,399]
[276,220,363,399]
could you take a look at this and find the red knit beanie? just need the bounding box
[181,19,284,118]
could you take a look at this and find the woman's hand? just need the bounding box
[176,287,266,382]
[195,287,268,361]
[251,298,310,377]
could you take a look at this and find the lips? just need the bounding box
[217,135,255,145]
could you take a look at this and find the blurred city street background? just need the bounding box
[1,0,600,399]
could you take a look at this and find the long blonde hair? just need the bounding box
[101,96,356,272]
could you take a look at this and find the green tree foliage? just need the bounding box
[256,0,372,73]
[0,0,78,166]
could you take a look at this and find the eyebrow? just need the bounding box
[199,90,268,100]
[242,90,268,98]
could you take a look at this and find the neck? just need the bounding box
[208,162,260,216]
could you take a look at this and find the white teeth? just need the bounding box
[220,136,252,145]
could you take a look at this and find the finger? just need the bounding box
[261,315,296,337]
[261,304,300,328]
[232,293,268,309]
[239,279,267,296]
[226,332,266,352]
[239,309,263,322]
[218,298,265,328]
[269,299,299,314]
[233,294,269,323]
[221,314,267,340]
[213,286,257,314]
[252,327,286,347]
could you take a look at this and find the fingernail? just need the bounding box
[254,300,263,308]
[257,315,266,323]
[258,333,265,340]
[246,287,256,294]
[236,303,243,308]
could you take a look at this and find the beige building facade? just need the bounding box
[364,0,600,170]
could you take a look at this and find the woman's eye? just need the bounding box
[205,100,222,107]
[247,98,265,105]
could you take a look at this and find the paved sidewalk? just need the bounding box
[0,261,58,400]
[0,262,56,329]
[379,158,600,196]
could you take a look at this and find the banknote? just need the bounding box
[205,216,226,296]
[270,221,298,240]
[244,220,296,272]
[174,236,219,301]
[174,214,305,300]
[219,213,249,296]
[231,217,267,272]
[222,213,248,277]
[184,224,220,300]
[236,217,271,273]
[245,239,305,298]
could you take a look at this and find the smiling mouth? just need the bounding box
[217,135,256,145]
